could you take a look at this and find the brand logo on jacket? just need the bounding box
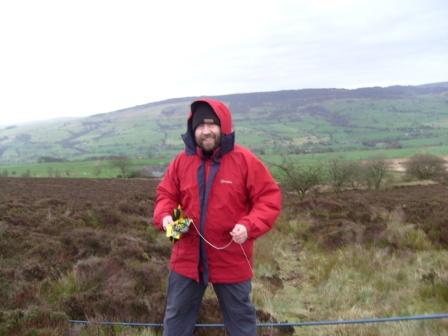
[220,179,233,184]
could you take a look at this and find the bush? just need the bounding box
[274,159,322,199]
[327,158,361,192]
[21,170,31,178]
[361,157,389,190]
[110,156,131,177]
[37,156,65,163]
[404,153,447,180]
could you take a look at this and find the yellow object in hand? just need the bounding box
[166,206,191,241]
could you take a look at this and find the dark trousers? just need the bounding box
[163,271,256,336]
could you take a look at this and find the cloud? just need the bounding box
[0,0,447,124]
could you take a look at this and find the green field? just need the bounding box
[0,157,171,179]
[1,85,448,173]
[2,144,448,180]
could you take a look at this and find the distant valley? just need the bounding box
[1,83,448,165]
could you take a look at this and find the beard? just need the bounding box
[196,134,221,152]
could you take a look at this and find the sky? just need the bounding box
[0,0,447,125]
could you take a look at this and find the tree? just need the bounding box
[274,159,322,200]
[21,169,31,178]
[93,162,102,177]
[362,157,389,190]
[110,156,131,177]
[327,158,359,192]
[404,153,447,180]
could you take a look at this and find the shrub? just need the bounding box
[361,157,389,190]
[110,156,131,177]
[21,170,31,178]
[404,153,447,180]
[37,156,66,163]
[327,158,361,192]
[40,271,78,305]
[274,159,322,199]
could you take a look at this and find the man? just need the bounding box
[153,98,281,336]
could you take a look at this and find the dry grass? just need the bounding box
[253,211,448,336]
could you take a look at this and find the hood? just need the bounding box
[182,98,235,157]
[188,98,233,135]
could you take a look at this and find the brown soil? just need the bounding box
[1,177,447,335]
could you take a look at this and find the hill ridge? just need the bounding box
[1,82,448,164]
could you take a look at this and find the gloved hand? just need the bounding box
[230,224,248,244]
[162,215,173,231]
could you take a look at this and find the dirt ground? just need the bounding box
[1,177,447,335]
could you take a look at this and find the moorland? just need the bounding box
[1,176,447,335]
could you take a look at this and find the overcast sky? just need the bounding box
[1,0,447,125]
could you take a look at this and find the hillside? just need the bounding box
[1,83,448,164]
[1,177,447,335]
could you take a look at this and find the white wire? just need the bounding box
[191,221,233,250]
[190,221,253,273]
[238,243,253,273]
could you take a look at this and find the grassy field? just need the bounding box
[2,143,448,180]
[2,86,448,165]
[0,156,172,178]
[254,224,448,336]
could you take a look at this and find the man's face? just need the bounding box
[194,121,221,152]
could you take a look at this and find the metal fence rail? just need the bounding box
[69,313,448,329]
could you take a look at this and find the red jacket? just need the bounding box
[153,98,281,283]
